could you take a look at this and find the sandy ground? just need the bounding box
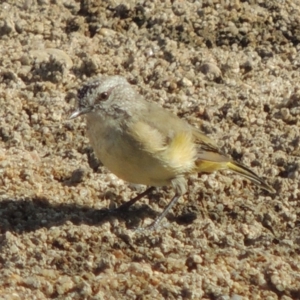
[0,0,300,299]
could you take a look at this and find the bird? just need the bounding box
[70,75,275,229]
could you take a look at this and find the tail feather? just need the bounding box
[195,156,275,193]
[226,161,275,193]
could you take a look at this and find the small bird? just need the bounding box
[70,75,275,229]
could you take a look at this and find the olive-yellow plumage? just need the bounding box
[70,75,275,229]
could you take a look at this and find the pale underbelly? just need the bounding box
[88,130,176,187]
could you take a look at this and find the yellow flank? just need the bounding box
[129,121,196,173]
[162,132,196,172]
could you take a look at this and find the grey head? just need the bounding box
[69,75,130,119]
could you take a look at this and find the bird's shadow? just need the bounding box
[0,196,160,234]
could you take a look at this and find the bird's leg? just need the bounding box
[147,193,181,230]
[116,187,182,230]
[116,186,156,211]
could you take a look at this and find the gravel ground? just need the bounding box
[0,0,300,299]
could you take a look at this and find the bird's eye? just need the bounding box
[99,92,109,101]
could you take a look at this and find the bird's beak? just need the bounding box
[69,107,92,119]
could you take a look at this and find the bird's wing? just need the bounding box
[192,129,220,153]
[124,101,199,170]
[124,100,190,148]
[125,98,224,163]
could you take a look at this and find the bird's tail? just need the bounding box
[195,154,275,193]
[226,161,275,193]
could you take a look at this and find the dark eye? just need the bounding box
[99,92,109,101]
